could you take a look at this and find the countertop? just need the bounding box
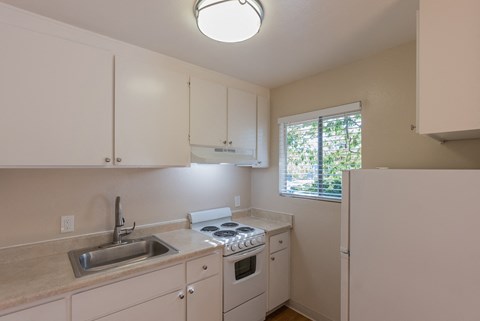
[0,228,221,312]
[233,209,293,235]
[0,210,293,313]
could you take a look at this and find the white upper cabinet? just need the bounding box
[115,56,190,167]
[253,95,270,168]
[227,88,257,150]
[190,77,228,147]
[0,22,113,166]
[190,77,257,151]
[417,0,480,141]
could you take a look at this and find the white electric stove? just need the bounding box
[188,207,267,321]
[188,207,266,256]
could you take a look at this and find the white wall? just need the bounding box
[0,165,251,248]
[252,42,480,321]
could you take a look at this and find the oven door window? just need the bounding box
[234,255,257,280]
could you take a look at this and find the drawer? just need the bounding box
[0,299,66,321]
[269,231,290,254]
[72,264,184,321]
[187,252,221,284]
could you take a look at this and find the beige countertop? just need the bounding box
[0,228,221,312]
[233,209,294,234]
[0,210,292,313]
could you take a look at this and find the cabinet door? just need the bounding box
[227,88,257,150]
[0,299,66,321]
[115,56,190,166]
[72,264,184,321]
[417,0,480,140]
[190,77,227,147]
[95,291,184,321]
[0,23,113,166]
[187,275,222,321]
[268,248,290,311]
[253,95,270,168]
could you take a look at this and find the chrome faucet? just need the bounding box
[113,196,136,244]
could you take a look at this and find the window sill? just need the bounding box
[279,193,341,203]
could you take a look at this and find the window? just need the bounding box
[279,102,361,201]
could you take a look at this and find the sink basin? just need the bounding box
[68,236,178,277]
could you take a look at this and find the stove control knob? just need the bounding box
[243,241,249,248]
[238,242,244,249]
[230,244,237,252]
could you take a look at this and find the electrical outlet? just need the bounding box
[61,215,75,233]
[234,195,241,208]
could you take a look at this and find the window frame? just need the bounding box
[278,101,362,202]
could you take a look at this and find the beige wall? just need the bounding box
[251,42,480,321]
[0,165,251,248]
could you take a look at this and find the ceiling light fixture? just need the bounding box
[194,0,264,43]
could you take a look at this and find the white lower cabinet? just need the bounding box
[267,231,291,311]
[72,264,184,321]
[186,253,222,321]
[0,299,66,321]
[70,252,221,321]
[95,291,184,321]
[187,275,222,321]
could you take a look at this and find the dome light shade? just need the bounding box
[194,0,264,43]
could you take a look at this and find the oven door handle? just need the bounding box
[225,244,266,262]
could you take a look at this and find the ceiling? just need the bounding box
[0,0,419,88]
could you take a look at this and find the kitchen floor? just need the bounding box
[266,306,312,321]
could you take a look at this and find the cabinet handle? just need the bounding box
[202,265,208,270]
[271,257,275,261]
[188,287,195,294]
[116,157,122,163]
[178,292,185,299]
[229,141,232,145]
[105,157,111,163]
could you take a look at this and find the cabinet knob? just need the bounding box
[279,240,283,244]
[188,287,195,294]
[202,265,208,270]
[178,292,185,299]
[223,140,227,145]
[271,257,275,261]
[116,157,122,163]
[105,157,111,163]
[229,141,232,145]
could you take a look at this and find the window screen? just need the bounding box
[279,102,362,201]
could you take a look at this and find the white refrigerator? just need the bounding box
[341,169,480,321]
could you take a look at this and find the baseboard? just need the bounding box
[287,300,334,321]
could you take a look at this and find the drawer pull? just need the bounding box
[202,265,208,270]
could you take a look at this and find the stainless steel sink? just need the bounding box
[68,236,178,277]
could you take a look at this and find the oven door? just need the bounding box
[223,244,267,313]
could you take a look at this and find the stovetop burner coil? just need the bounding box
[236,226,255,233]
[214,230,238,238]
[221,222,239,228]
[200,226,220,232]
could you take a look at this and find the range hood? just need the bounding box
[191,146,257,165]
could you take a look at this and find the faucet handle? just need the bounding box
[121,221,136,236]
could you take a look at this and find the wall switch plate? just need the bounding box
[234,195,241,208]
[61,215,75,233]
